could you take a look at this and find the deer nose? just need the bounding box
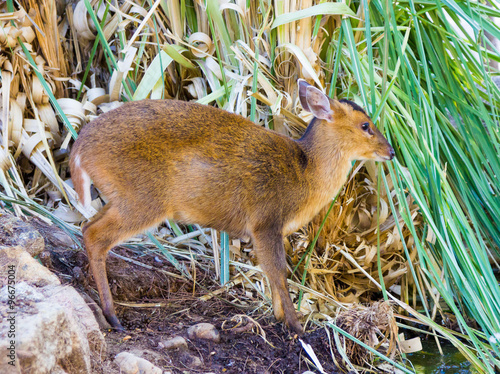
[389,147,395,160]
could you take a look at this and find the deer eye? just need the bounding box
[361,122,370,132]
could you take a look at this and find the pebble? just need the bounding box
[187,323,220,343]
[114,352,162,374]
[161,336,188,350]
[182,352,202,368]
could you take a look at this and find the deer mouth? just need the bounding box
[375,154,391,161]
[375,148,395,161]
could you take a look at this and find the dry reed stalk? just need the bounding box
[22,0,68,97]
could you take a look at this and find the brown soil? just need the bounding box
[34,219,341,374]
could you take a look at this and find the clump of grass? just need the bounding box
[334,301,399,368]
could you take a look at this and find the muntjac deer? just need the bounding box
[70,80,394,335]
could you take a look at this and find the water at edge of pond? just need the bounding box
[407,337,474,374]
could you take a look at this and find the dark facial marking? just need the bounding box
[339,99,367,115]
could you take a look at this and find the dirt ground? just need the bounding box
[34,219,341,374]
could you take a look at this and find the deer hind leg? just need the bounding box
[252,228,303,335]
[83,203,153,331]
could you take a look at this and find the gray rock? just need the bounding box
[0,211,105,373]
[41,285,106,354]
[0,270,105,373]
[0,284,93,373]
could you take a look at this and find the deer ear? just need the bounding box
[298,79,311,112]
[304,86,334,122]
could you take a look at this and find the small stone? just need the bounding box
[50,230,76,248]
[162,336,188,350]
[114,352,162,374]
[180,353,202,368]
[187,323,220,343]
[189,355,202,367]
[38,250,52,268]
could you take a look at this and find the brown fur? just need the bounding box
[70,93,394,335]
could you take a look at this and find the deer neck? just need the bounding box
[297,118,352,201]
